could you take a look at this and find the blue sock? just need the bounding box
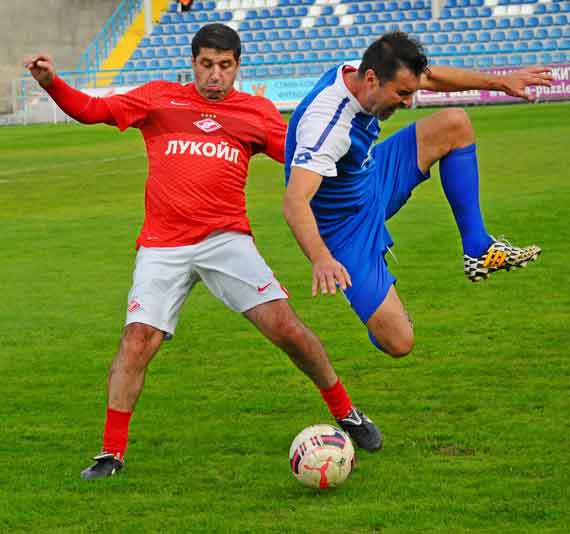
[440,144,493,257]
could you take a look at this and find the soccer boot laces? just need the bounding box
[464,236,541,282]
[336,408,383,452]
[80,452,124,480]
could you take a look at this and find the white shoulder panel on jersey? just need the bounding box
[292,65,367,178]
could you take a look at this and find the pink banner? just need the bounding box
[416,64,570,106]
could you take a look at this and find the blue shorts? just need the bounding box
[334,123,429,324]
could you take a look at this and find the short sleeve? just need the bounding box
[259,98,287,163]
[103,82,159,131]
[290,103,351,178]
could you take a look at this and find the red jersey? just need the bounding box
[102,81,286,248]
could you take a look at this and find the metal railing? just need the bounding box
[76,0,144,72]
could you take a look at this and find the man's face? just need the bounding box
[362,67,420,120]
[192,47,240,100]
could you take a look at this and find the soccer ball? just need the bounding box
[289,424,355,489]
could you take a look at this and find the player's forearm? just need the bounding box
[43,76,115,124]
[283,195,332,264]
[421,65,506,93]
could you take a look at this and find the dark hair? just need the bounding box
[358,32,428,82]
[191,23,241,60]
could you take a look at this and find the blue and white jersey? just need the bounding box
[285,63,381,246]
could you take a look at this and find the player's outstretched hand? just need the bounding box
[23,53,56,88]
[312,255,352,296]
[501,67,553,101]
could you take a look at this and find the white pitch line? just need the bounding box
[0,154,144,178]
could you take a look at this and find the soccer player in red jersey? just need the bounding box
[25,24,382,480]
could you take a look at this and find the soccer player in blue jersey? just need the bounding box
[284,32,550,358]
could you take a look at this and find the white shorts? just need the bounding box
[124,231,288,337]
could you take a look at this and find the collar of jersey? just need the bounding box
[187,82,238,104]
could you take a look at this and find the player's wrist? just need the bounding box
[39,74,56,90]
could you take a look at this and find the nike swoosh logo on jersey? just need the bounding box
[257,282,272,293]
[170,100,190,106]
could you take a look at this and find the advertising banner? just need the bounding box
[84,64,570,111]
[240,77,320,110]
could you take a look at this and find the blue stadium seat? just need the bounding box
[266,53,278,64]
[512,17,525,29]
[286,41,299,52]
[473,43,487,54]
[169,46,181,58]
[524,54,538,65]
[509,55,522,66]
[494,56,508,67]
[540,53,553,64]
[428,21,441,32]
[492,31,506,42]
[544,40,557,51]
[333,26,346,37]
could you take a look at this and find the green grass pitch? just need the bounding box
[1,102,568,533]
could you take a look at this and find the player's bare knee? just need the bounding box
[387,334,414,358]
[442,108,474,147]
[119,323,162,369]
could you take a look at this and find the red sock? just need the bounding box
[320,379,353,419]
[103,408,132,461]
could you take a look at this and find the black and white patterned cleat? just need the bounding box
[464,236,541,282]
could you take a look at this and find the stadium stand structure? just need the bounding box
[114,0,570,84]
